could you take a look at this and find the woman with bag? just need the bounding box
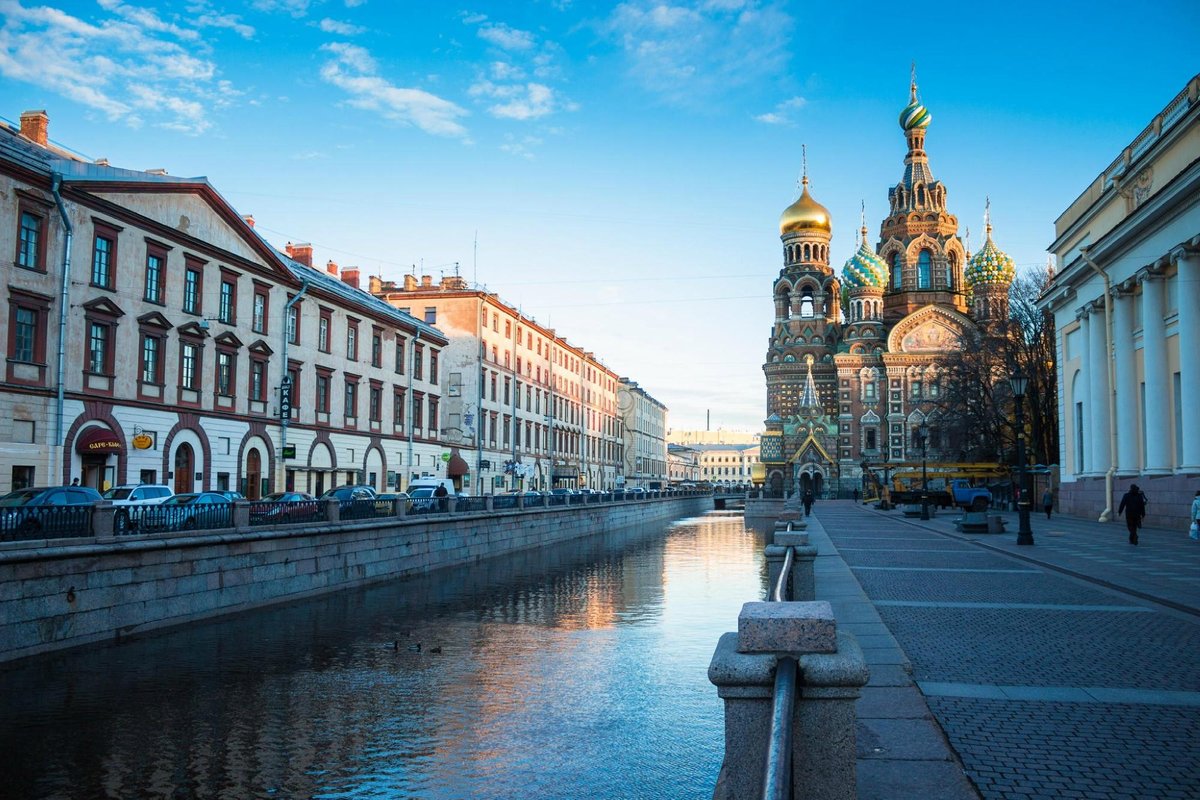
[1190,490,1200,541]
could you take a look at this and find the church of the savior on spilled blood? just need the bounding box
[759,78,1019,497]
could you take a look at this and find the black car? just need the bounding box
[0,486,102,540]
[320,485,380,520]
[140,492,233,532]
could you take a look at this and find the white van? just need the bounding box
[407,478,455,493]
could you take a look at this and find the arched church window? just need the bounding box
[891,253,902,289]
[916,185,926,207]
[917,250,931,289]
[800,289,814,319]
[947,252,957,289]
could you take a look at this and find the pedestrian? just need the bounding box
[852,487,859,503]
[1117,483,1148,545]
[802,489,814,517]
[1042,487,1054,519]
[1190,489,1200,541]
[70,477,79,486]
[433,483,448,512]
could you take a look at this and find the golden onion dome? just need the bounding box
[779,178,831,235]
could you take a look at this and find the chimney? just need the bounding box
[287,243,312,268]
[242,214,255,228]
[403,274,418,291]
[341,267,360,290]
[420,274,433,288]
[368,275,382,294]
[326,259,338,277]
[19,110,48,146]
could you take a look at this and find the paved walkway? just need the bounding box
[803,500,1200,800]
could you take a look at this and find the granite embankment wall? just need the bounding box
[0,496,708,664]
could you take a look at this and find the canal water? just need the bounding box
[0,510,767,799]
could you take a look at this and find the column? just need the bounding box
[1175,249,1200,471]
[1140,272,1171,475]
[1077,311,1093,475]
[1112,288,1138,475]
[1087,300,1112,475]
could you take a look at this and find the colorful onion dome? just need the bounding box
[966,212,1016,285]
[842,230,888,289]
[779,177,831,235]
[899,79,931,131]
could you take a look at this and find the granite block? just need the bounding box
[737,600,836,654]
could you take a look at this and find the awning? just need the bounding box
[76,426,123,455]
[446,448,470,477]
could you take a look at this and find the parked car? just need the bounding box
[0,486,102,540]
[215,490,245,502]
[251,491,320,524]
[140,492,233,533]
[102,483,173,533]
[319,485,377,503]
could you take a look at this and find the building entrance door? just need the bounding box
[174,443,195,494]
[246,449,262,500]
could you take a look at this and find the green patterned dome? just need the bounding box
[899,78,931,130]
[966,228,1016,285]
[842,238,888,289]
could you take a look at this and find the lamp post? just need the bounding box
[1009,368,1034,545]
[916,422,930,520]
[880,449,892,510]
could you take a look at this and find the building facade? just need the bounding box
[761,79,1016,498]
[667,443,700,484]
[617,379,668,488]
[695,443,759,488]
[1,111,445,497]
[371,274,625,492]
[1040,73,1200,528]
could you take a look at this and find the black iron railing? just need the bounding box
[0,505,93,541]
[249,500,325,526]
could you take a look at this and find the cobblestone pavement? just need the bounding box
[812,501,1200,800]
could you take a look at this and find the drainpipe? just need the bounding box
[407,328,420,490]
[50,174,73,485]
[1079,247,1116,523]
[279,278,310,491]
[476,299,485,495]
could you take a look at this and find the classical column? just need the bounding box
[1140,271,1171,475]
[1111,287,1139,476]
[1175,248,1200,472]
[1087,303,1111,476]
[1077,311,1093,475]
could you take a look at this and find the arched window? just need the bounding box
[917,250,931,289]
[947,252,957,289]
[891,253,902,289]
[800,289,814,318]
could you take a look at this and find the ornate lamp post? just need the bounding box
[915,422,930,520]
[879,449,892,510]
[1009,368,1034,545]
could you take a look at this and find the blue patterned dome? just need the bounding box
[966,225,1016,285]
[899,77,931,131]
[842,238,888,289]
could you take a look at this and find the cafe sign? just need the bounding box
[132,433,154,450]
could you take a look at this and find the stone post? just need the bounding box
[91,501,116,540]
[447,497,458,514]
[325,497,340,524]
[709,601,867,800]
[766,526,817,602]
[485,495,494,512]
[233,500,251,530]
[517,493,525,511]
[393,495,407,518]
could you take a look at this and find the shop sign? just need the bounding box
[132,433,154,450]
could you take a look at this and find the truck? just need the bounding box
[889,479,991,511]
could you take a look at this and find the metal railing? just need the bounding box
[0,505,94,541]
[248,499,324,526]
[140,503,233,534]
[763,521,797,800]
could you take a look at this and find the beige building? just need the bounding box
[667,443,700,484]
[617,379,668,488]
[695,443,760,488]
[1040,73,1200,528]
[668,429,760,446]
[1,111,445,497]
[370,274,624,492]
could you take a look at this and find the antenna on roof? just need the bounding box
[473,230,478,288]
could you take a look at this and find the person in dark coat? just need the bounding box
[434,483,449,512]
[1117,483,1147,545]
[1042,488,1054,519]
[802,490,814,517]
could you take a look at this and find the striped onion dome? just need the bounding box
[966,223,1016,285]
[842,233,888,289]
[899,80,931,130]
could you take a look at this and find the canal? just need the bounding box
[0,510,767,799]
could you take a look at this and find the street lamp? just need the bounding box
[915,422,930,520]
[1009,368,1034,545]
[880,449,892,510]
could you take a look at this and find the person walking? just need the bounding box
[1042,488,1054,520]
[802,489,814,517]
[1190,489,1200,541]
[433,483,449,512]
[1117,483,1148,545]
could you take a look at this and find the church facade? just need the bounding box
[760,80,1017,497]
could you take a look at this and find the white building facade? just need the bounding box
[1040,74,1200,528]
[617,379,668,488]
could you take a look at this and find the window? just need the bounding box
[316,374,331,414]
[180,342,199,390]
[87,322,110,374]
[144,244,166,303]
[91,227,116,289]
[141,335,161,384]
[414,343,424,378]
[371,330,382,368]
[911,380,922,399]
[864,380,877,401]
[917,250,931,289]
[346,321,358,360]
[318,312,331,352]
[216,352,234,396]
[393,388,405,427]
[287,305,299,344]
[16,202,48,271]
[219,279,236,324]
[413,392,424,430]
[369,386,381,422]
[891,253,902,289]
[251,359,266,401]
[424,307,437,324]
[183,267,202,314]
[344,380,358,420]
[429,349,439,384]
[252,290,268,334]
[395,335,406,374]
[429,396,439,432]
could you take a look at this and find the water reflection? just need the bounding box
[0,511,766,800]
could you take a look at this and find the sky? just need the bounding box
[2,0,1198,433]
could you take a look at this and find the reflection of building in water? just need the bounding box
[761,75,1016,499]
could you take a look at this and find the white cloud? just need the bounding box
[754,95,806,125]
[468,80,573,121]
[490,61,525,80]
[318,17,366,35]
[0,0,244,134]
[499,133,543,160]
[320,42,469,139]
[344,0,366,6]
[600,0,794,106]
[193,12,255,39]
[476,21,535,51]
[250,0,311,16]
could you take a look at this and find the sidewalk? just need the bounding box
[805,500,1200,800]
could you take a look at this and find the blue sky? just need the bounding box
[2,0,1198,432]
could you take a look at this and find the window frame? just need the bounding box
[183,260,204,315]
[143,238,170,304]
[6,288,51,385]
[252,284,269,335]
[90,219,120,290]
[15,195,50,273]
